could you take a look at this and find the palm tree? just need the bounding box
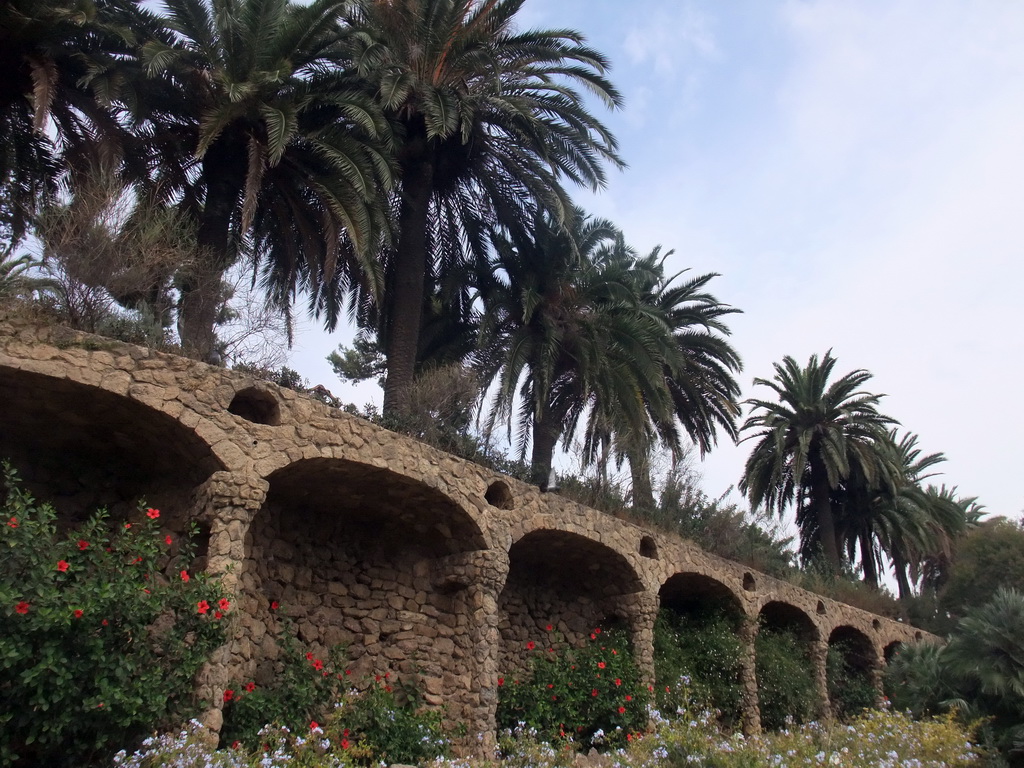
[343,0,624,415]
[0,0,153,244]
[477,210,673,487]
[578,248,743,509]
[739,352,897,572]
[828,430,965,592]
[135,0,392,358]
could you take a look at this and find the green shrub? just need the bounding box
[754,627,816,730]
[0,464,228,766]
[496,626,649,750]
[653,608,743,726]
[827,640,878,720]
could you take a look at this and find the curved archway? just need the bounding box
[828,626,879,719]
[237,458,487,725]
[0,365,223,523]
[756,601,818,730]
[657,572,746,727]
[498,529,644,671]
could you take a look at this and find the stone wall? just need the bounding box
[0,317,935,746]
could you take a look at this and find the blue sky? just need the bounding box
[287,0,1024,521]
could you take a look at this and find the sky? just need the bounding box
[285,0,1024,521]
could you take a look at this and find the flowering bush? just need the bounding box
[220,620,347,747]
[755,627,817,730]
[116,681,449,767]
[653,608,744,726]
[0,464,229,767]
[496,625,649,750]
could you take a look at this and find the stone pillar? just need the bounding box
[619,590,659,692]
[188,470,269,738]
[869,645,886,705]
[738,615,761,736]
[810,637,832,722]
[430,548,510,755]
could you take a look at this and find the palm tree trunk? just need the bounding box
[531,409,561,488]
[859,529,879,589]
[809,453,842,572]
[177,145,240,361]
[628,446,656,510]
[383,154,434,416]
[892,552,913,601]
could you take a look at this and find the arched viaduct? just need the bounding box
[0,317,931,747]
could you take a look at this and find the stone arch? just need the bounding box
[827,625,880,718]
[235,457,488,730]
[755,600,820,729]
[0,363,224,523]
[883,640,904,664]
[498,528,644,672]
[658,572,747,728]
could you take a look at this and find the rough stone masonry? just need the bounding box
[0,315,933,750]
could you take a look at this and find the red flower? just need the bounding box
[270,601,279,611]
[626,694,633,701]
[231,741,240,750]
[146,508,160,519]
[591,689,598,697]
[546,624,553,631]
[180,570,189,582]
[101,619,109,626]
[618,706,626,714]
[214,610,223,619]
[497,677,504,686]
[590,633,597,640]
[626,733,633,742]
[594,628,602,634]
[343,729,350,737]
[548,648,554,653]
[597,661,606,669]
[143,588,151,594]
[615,678,622,686]
[197,600,210,614]
[245,682,256,692]
[124,523,132,529]
[7,517,16,528]
[56,560,69,572]
[73,609,84,618]
[218,598,230,611]
[341,739,350,750]
[131,557,142,564]
[611,649,618,655]
[307,652,315,661]
[313,659,324,671]
[526,641,536,650]
[345,669,352,676]
[551,694,557,701]
[165,535,173,546]
[547,683,554,689]
[310,721,319,731]
[223,689,234,702]
[15,601,29,614]
[77,540,89,550]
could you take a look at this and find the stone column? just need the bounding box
[869,645,886,705]
[618,590,659,692]
[430,548,510,756]
[810,637,832,722]
[738,615,761,736]
[188,470,269,738]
